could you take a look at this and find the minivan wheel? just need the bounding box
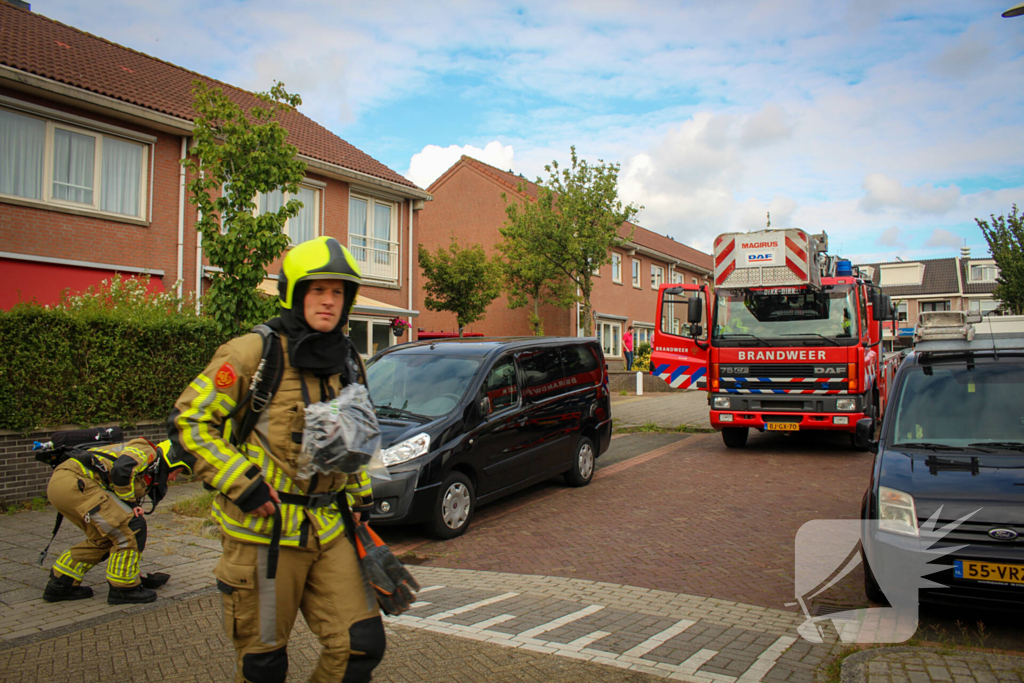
[722,427,748,448]
[864,556,888,605]
[564,437,596,487]
[429,472,475,539]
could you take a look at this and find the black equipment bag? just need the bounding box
[33,427,123,469]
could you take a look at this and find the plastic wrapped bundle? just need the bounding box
[298,384,383,480]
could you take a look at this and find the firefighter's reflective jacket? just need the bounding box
[57,438,157,503]
[168,333,372,547]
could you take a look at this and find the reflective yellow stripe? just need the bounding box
[177,375,238,471]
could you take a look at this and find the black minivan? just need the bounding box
[364,337,612,538]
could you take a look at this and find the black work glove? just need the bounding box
[354,523,421,615]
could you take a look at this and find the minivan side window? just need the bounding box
[560,344,601,390]
[519,347,567,402]
[481,355,519,415]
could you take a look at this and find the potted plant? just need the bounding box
[389,317,410,337]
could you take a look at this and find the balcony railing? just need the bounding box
[350,236,399,282]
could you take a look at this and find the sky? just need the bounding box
[36,0,1024,263]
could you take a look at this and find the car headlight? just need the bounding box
[713,396,731,409]
[836,398,857,411]
[878,486,918,536]
[381,433,431,466]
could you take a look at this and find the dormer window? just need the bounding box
[969,262,998,283]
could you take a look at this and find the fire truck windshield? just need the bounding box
[712,287,858,344]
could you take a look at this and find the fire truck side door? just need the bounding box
[651,284,710,390]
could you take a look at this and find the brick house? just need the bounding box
[0,3,430,359]
[416,156,713,365]
[858,251,1003,350]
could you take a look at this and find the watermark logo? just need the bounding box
[791,509,977,644]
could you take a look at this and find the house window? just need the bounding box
[920,301,950,313]
[671,271,684,284]
[350,194,399,282]
[632,259,641,287]
[970,299,1001,315]
[596,320,622,358]
[896,301,908,322]
[611,253,622,283]
[651,265,664,289]
[0,107,148,218]
[255,184,320,244]
[970,263,998,282]
[634,326,653,346]
[347,317,396,358]
[692,277,698,285]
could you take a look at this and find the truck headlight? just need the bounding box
[836,398,857,411]
[878,486,919,537]
[381,433,431,466]
[713,396,731,409]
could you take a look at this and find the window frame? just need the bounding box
[969,263,999,283]
[0,106,150,221]
[611,253,622,283]
[252,180,323,245]
[632,259,641,288]
[651,264,664,290]
[596,319,623,358]
[920,300,950,313]
[349,191,400,283]
[346,315,397,359]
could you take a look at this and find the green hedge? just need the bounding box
[0,307,224,432]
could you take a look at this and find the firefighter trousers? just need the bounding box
[215,533,384,683]
[46,467,144,588]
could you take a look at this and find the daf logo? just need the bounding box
[988,528,1019,541]
[814,367,843,375]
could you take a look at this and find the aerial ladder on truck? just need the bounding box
[651,228,898,449]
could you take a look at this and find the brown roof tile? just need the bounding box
[456,156,712,271]
[0,4,420,190]
[858,258,961,296]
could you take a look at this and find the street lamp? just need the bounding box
[1004,2,1024,17]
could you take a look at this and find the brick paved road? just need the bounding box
[385,430,874,613]
[611,391,712,429]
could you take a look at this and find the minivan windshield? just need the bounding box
[713,286,858,345]
[890,360,1024,450]
[366,353,482,419]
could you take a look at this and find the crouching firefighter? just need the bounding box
[169,237,387,683]
[40,436,186,604]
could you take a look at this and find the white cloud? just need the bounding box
[877,226,906,248]
[405,141,516,189]
[858,174,961,215]
[924,228,964,249]
[740,105,792,148]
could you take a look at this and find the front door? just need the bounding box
[470,354,533,498]
[651,283,711,390]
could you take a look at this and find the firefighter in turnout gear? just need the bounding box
[43,440,183,604]
[168,236,385,683]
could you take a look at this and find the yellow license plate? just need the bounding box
[954,560,1024,585]
[766,422,800,431]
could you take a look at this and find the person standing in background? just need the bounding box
[623,325,634,371]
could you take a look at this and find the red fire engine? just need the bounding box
[651,228,898,449]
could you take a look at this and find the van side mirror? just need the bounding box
[856,418,878,453]
[687,296,702,324]
[479,395,491,417]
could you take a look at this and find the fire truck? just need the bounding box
[651,228,897,449]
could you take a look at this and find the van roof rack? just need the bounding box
[914,311,1024,354]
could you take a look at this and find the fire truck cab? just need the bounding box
[652,228,897,449]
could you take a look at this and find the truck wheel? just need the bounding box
[428,472,475,539]
[852,393,878,451]
[722,428,748,448]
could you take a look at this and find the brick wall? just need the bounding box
[0,422,166,505]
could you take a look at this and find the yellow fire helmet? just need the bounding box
[278,236,362,327]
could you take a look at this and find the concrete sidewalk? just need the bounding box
[610,390,712,430]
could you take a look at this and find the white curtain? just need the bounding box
[100,136,142,216]
[290,186,317,244]
[373,202,391,265]
[52,128,95,204]
[260,188,284,215]
[350,197,368,260]
[0,110,45,199]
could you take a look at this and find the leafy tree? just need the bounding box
[975,204,1024,315]
[418,237,503,336]
[496,196,574,335]
[501,146,640,336]
[183,81,307,337]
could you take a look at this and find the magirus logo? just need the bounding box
[791,508,977,644]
